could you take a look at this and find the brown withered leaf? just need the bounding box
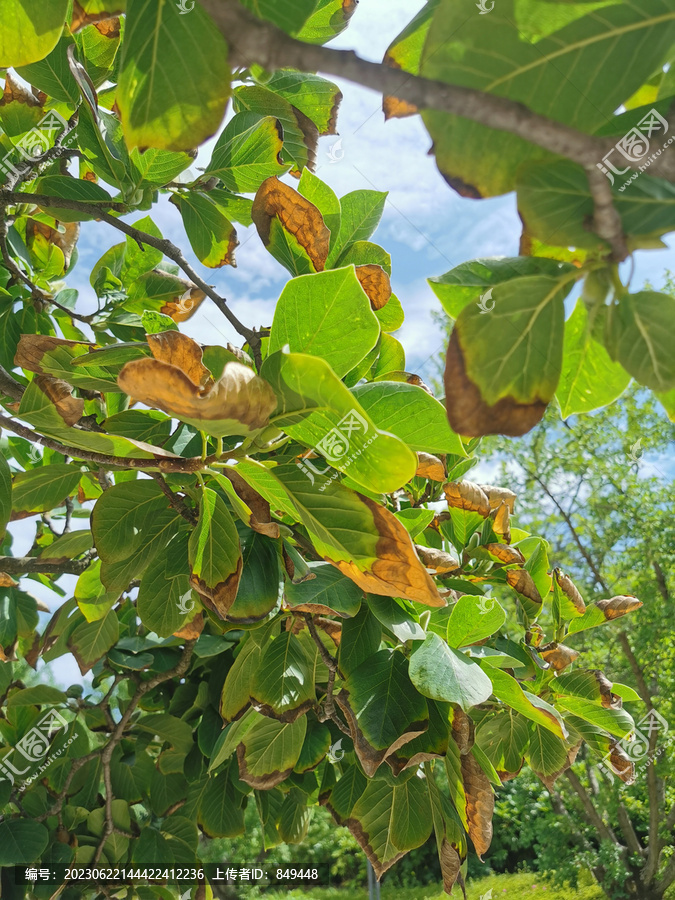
[406,373,434,395]
[451,708,474,754]
[71,1,124,31]
[222,469,280,538]
[554,568,586,615]
[0,574,18,588]
[444,480,490,517]
[355,265,392,310]
[173,612,204,640]
[590,670,622,709]
[331,497,446,607]
[416,452,445,482]
[94,16,121,38]
[484,543,525,566]
[445,329,547,437]
[480,484,516,513]
[315,616,341,647]
[596,596,643,619]
[118,350,277,438]
[492,501,511,543]
[190,556,243,619]
[506,569,543,608]
[34,375,84,426]
[537,742,581,791]
[461,752,494,860]
[383,95,419,120]
[26,220,80,273]
[1,72,43,107]
[146,331,213,390]
[605,741,635,784]
[252,177,330,271]
[15,335,92,374]
[161,284,207,323]
[415,544,460,575]
[539,642,579,672]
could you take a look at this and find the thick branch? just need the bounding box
[0,554,94,576]
[584,167,629,262]
[565,769,620,846]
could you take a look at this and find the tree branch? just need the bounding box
[565,768,620,846]
[148,472,198,524]
[0,554,94,576]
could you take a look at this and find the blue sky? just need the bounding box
[12,0,675,686]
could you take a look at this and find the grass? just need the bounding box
[256,870,607,900]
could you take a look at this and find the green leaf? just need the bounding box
[68,608,120,674]
[188,489,242,618]
[420,0,675,197]
[476,710,530,777]
[268,268,380,378]
[367,595,426,643]
[137,535,193,638]
[234,85,316,174]
[118,0,230,150]
[75,559,119,622]
[556,300,631,418]
[250,631,315,722]
[240,0,316,34]
[0,0,68,67]
[446,595,506,649]
[409,633,493,712]
[226,530,282,624]
[174,191,238,268]
[285,562,363,618]
[488,668,566,739]
[262,351,417,494]
[329,190,388,266]
[11,464,82,515]
[6,685,67,707]
[429,257,575,319]
[35,175,113,223]
[0,820,49,864]
[295,716,331,773]
[338,604,382,679]
[256,69,342,136]
[220,636,262,724]
[204,112,289,192]
[136,713,194,753]
[17,34,79,104]
[338,649,428,776]
[130,147,193,189]
[352,381,465,456]
[605,291,675,392]
[526,723,569,779]
[554,696,634,739]
[0,452,12,539]
[198,770,245,838]
[236,714,308,789]
[345,776,432,878]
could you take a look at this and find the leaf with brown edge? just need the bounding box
[451,708,475,755]
[71,1,124,32]
[484,543,525,566]
[1,72,43,107]
[539,642,579,672]
[415,545,460,575]
[596,596,643,619]
[480,484,516,513]
[0,574,18,588]
[219,469,280,539]
[146,332,213,389]
[445,328,547,437]
[416,452,445,482]
[26,220,80,273]
[34,375,84,426]
[188,489,243,618]
[506,568,543,618]
[173,612,204,640]
[536,742,581,792]
[444,480,490,517]
[236,714,307,790]
[161,285,206,323]
[252,177,330,275]
[383,95,419,120]
[492,501,511,543]
[605,740,635,785]
[554,568,586,616]
[118,342,276,438]
[15,335,93,375]
[461,751,494,860]
[355,264,392,310]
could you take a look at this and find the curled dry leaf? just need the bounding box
[252,177,330,272]
[415,544,461,575]
[1,72,43,107]
[451,708,474,754]
[492,501,511,543]
[190,557,243,619]
[506,569,543,608]
[71,1,124,31]
[484,543,525,566]
[416,452,446,482]
[0,573,18,588]
[118,332,277,437]
[480,484,516,513]
[223,469,280,538]
[461,752,494,860]
[596,596,643,619]
[355,264,392,310]
[406,373,434,395]
[555,568,586,615]
[34,375,84,426]
[315,616,342,647]
[539,642,580,671]
[591,670,623,709]
[382,52,418,121]
[332,496,446,607]
[26,220,80,273]
[445,329,547,437]
[606,741,635,784]
[444,480,490,517]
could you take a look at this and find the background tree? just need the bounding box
[0,2,673,899]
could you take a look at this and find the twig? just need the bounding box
[0,555,94,576]
[148,472,198,524]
